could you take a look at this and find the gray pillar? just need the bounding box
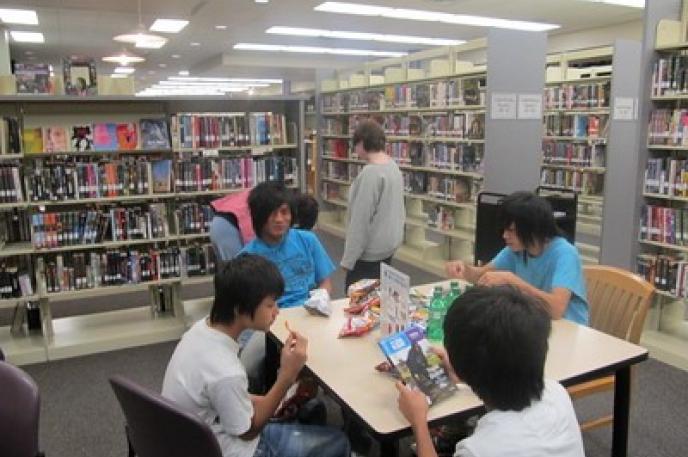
[483,29,547,194]
[599,40,643,269]
[0,28,11,75]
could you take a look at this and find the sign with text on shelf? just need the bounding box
[613,97,638,121]
[490,93,517,120]
[517,94,543,120]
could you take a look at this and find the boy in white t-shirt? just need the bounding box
[162,253,350,457]
[396,285,585,457]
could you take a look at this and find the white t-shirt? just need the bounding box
[162,319,258,457]
[454,379,585,457]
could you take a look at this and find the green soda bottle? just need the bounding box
[444,281,462,311]
[427,286,445,342]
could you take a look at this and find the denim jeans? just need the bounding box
[253,422,350,457]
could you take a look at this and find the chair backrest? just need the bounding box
[0,361,40,457]
[109,375,223,457]
[583,265,655,343]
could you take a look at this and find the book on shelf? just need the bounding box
[645,157,688,196]
[544,81,610,110]
[116,122,139,150]
[426,205,456,231]
[43,126,69,153]
[0,117,22,155]
[171,113,252,149]
[140,118,171,150]
[180,244,217,277]
[0,209,31,244]
[378,324,457,405]
[542,140,605,168]
[93,123,119,151]
[175,203,213,235]
[0,165,25,202]
[651,54,688,97]
[63,57,98,96]
[639,204,688,246]
[23,127,43,154]
[0,261,30,299]
[647,109,688,146]
[540,168,603,195]
[14,63,53,95]
[152,159,173,194]
[637,254,688,298]
[71,124,94,151]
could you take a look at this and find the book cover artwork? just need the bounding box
[152,159,172,193]
[15,63,52,94]
[71,125,94,151]
[380,263,410,336]
[23,128,43,154]
[140,119,170,149]
[63,58,98,96]
[93,123,118,151]
[116,123,138,150]
[43,126,69,152]
[378,325,457,405]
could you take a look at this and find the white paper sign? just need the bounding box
[380,263,410,336]
[490,93,517,120]
[518,93,543,119]
[613,97,636,121]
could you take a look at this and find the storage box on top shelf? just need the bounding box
[429,59,451,78]
[384,67,406,84]
[321,79,339,92]
[407,68,426,81]
[97,75,135,95]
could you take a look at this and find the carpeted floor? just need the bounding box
[13,231,688,457]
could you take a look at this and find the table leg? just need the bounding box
[264,333,280,392]
[612,366,631,457]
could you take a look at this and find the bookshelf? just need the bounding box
[318,56,487,275]
[0,95,306,364]
[541,46,614,265]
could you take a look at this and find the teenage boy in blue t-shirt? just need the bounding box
[445,191,589,325]
[240,182,335,308]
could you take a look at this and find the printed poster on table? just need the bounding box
[380,263,410,336]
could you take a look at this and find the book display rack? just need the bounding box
[0,95,305,364]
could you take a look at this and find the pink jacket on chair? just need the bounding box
[210,190,255,243]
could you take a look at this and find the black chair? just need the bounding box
[0,361,43,457]
[109,375,223,457]
[0,346,5,361]
[474,190,578,266]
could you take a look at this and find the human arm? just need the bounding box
[306,231,336,290]
[445,260,494,284]
[240,331,308,439]
[429,346,460,384]
[477,271,571,319]
[317,277,333,296]
[395,382,437,457]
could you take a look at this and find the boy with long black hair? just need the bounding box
[446,191,589,324]
[396,286,585,457]
[162,254,349,457]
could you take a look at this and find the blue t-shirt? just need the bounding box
[240,229,335,308]
[491,236,589,325]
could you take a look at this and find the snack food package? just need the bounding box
[303,288,332,317]
[346,278,380,298]
[338,311,378,337]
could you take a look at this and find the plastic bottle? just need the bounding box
[427,286,445,342]
[444,281,462,311]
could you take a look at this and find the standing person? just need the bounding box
[396,286,585,457]
[162,254,350,457]
[445,191,589,325]
[210,189,255,262]
[341,120,405,290]
[241,182,334,308]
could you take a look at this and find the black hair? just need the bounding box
[294,194,319,230]
[443,285,551,411]
[248,182,292,237]
[352,119,386,153]
[497,191,560,252]
[210,253,284,324]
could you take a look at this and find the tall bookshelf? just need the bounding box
[541,47,615,265]
[318,61,487,276]
[0,95,305,364]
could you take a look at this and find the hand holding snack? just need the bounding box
[280,322,308,383]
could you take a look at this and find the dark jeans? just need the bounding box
[345,256,393,291]
[254,422,350,457]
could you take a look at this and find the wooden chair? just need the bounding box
[568,264,655,431]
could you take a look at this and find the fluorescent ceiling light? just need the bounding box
[168,76,282,83]
[110,74,128,79]
[0,8,38,25]
[266,26,464,46]
[102,52,145,65]
[255,0,269,3]
[10,31,44,43]
[190,42,201,46]
[114,32,167,49]
[314,2,560,32]
[578,0,644,7]
[234,43,406,57]
[178,70,190,76]
[158,81,270,88]
[215,25,228,30]
[150,19,189,33]
[114,66,136,74]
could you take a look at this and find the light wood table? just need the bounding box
[268,282,648,457]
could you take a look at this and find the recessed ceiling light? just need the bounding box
[114,32,167,49]
[215,25,228,30]
[0,9,38,25]
[148,70,156,74]
[171,54,181,58]
[233,43,406,57]
[102,51,145,65]
[10,31,44,43]
[178,70,190,76]
[158,63,167,68]
[150,19,189,33]
[577,0,644,7]
[266,26,464,46]
[190,42,201,46]
[255,0,269,3]
[114,66,136,74]
[314,2,560,32]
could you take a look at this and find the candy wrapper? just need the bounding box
[303,288,332,317]
[344,291,380,315]
[338,311,378,338]
[374,360,401,379]
[347,278,380,298]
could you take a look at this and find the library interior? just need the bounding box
[0,1,686,457]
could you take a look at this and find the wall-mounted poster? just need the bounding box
[63,58,98,96]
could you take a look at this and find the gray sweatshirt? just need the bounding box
[341,160,405,269]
